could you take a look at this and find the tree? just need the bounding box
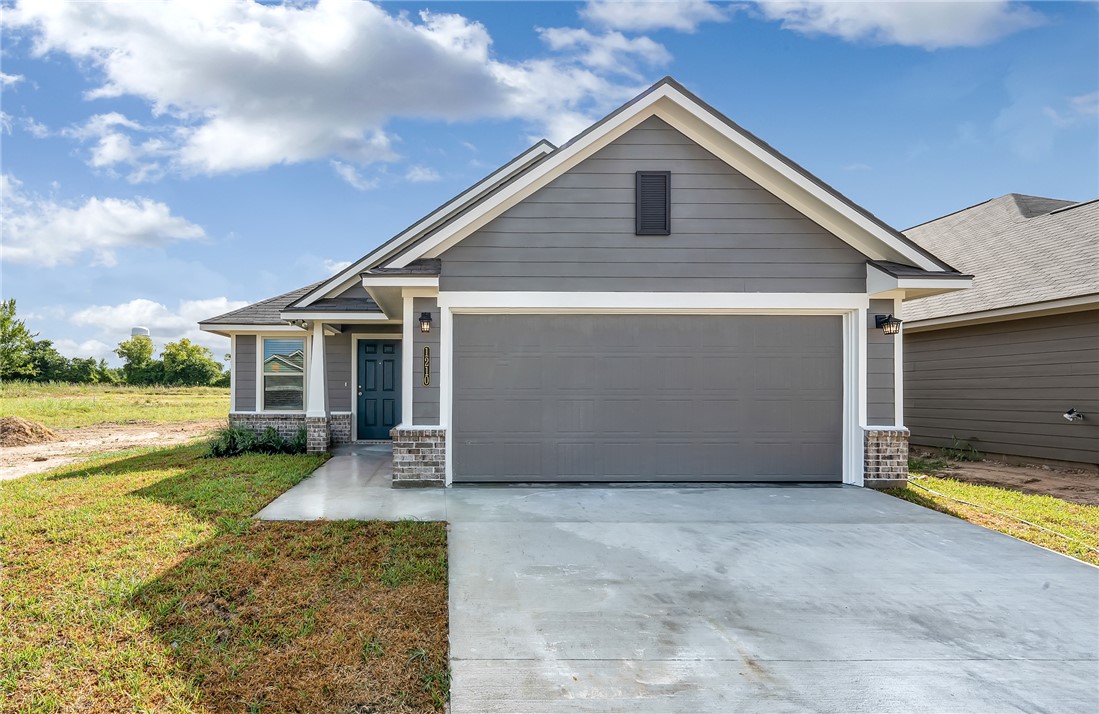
[0,299,38,379]
[115,334,157,384]
[27,340,71,382]
[161,338,223,386]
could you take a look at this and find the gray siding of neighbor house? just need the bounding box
[413,297,441,425]
[905,310,1099,465]
[440,116,869,293]
[452,314,843,482]
[234,335,257,411]
[868,299,896,426]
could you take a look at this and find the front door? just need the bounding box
[357,340,401,440]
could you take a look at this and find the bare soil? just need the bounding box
[0,419,222,481]
[0,416,59,447]
[917,452,1099,506]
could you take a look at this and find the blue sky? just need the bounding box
[1,1,1096,363]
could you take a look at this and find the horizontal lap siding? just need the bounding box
[904,310,1099,464]
[867,299,896,425]
[234,335,256,411]
[326,332,352,412]
[440,116,867,293]
[413,297,441,425]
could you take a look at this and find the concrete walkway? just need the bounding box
[257,446,1099,713]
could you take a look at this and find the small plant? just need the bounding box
[941,436,982,463]
[207,423,308,457]
[908,453,948,475]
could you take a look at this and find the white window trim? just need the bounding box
[349,332,404,441]
[435,292,868,488]
[258,335,308,414]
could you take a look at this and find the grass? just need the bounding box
[1,444,449,712]
[887,468,1099,566]
[0,381,230,429]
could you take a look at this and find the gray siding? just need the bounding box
[440,116,868,293]
[905,310,1099,465]
[452,314,843,482]
[326,332,353,412]
[234,335,256,411]
[868,299,896,425]
[413,297,441,425]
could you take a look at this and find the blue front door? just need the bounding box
[357,340,401,440]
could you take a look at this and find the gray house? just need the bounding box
[200,77,970,488]
[903,194,1099,467]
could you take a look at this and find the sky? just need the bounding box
[1,0,1097,364]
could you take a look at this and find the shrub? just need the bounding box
[207,423,308,457]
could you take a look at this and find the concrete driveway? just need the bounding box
[258,447,1099,713]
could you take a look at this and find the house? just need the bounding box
[902,194,1099,468]
[200,77,970,488]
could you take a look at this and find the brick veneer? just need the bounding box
[305,417,329,454]
[229,412,305,439]
[390,427,446,488]
[329,412,352,445]
[864,427,910,489]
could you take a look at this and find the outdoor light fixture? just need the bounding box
[419,312,433,334]
[875,314,903,335]
[1064,408,1084,422]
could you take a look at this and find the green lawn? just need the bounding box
[888,471,1099,566]
[0,382,229,429]
[0,444,449,713]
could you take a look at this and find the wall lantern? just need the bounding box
[419,312,433,334]
[1064,408,1084,422]
[875,314,903,336]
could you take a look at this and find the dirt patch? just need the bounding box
[0,416,59,447]
[914,450,1099,506]
[0,419,222,480]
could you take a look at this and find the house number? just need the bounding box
[422,347,431,386]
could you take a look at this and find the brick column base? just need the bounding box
[390,427,446,488]
[864,427,910,489]
[305,416,329,454]
[329,412,352,445]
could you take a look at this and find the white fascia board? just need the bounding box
[360,276,439,287]
[438,291,868,313]
[905,294,1099,332]
[866,263,972,298]
[388,90,668,268]
[393,83,942,271]
[199,323,305,337]
[294,142,554,307]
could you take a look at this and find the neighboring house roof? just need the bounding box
[199,281,334,326]
[903,194,1099,323]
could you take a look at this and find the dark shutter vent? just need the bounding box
[635,171,670,235]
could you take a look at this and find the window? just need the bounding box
[262,338,305,411]
[635,171,670,235]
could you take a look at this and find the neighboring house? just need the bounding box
[200,77,970,488]
[903,194,1099,468]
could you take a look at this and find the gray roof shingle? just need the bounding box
[200,281,329,325]
[903,194,1099,321]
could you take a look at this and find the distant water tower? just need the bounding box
[131,327,150,337]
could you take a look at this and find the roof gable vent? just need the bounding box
[635,171,670,235]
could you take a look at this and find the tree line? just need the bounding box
[0,299,229,387]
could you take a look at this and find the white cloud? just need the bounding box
[330,160,379,191]
[322,259,353,274]
[21,116,50,138]
[0,72,24,86]
[754,1,1043,49]
[539,27,671,75]
[1044,92,1099,127]
[70,297,247,333]
[8,0,644,176]
[0,173,206,267]
[581,1,729,33]
[53,338,114,361]
[405,165,441,183]
[0,111,11,134]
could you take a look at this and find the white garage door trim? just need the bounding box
[438,291,870,487]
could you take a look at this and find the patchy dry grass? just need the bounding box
[1,444,449,712]
[887,473,1099,566]
[0,382,230,429]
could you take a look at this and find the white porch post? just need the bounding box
[306,321,327,417]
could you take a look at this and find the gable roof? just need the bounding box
[383,76,958,273]
[903,194,1099,322]
[199,281,335,326]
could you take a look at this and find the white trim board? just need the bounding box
[905,295,1099,332]
[390,81,945,272]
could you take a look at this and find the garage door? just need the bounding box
[453,314,842,482]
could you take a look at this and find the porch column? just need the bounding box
[305,321,329,452]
